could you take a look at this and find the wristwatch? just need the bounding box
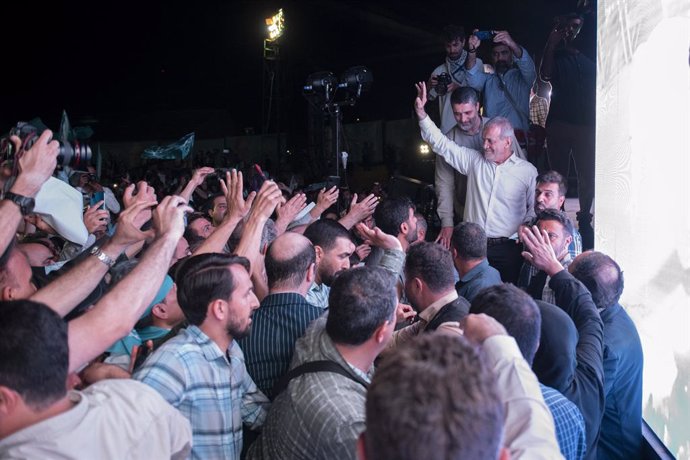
[3,191,35,215]
[90,245,117,268]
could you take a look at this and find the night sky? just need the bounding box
[2,0,593,141]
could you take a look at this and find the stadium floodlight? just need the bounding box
[265,9,285,42]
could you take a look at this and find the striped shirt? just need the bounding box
[135,325,270,460]
[541,384,587,460]
[238,292,324,398]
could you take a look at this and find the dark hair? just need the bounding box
[0,300,68,409]
[184,213,211,244]
[176,253,250,325]
[442,24,466,43]
[470,284,541,364]
[206,193,225,212]
[303,219,351,251]
[450,86,480,106]
[451,222,487,259]
[405,242,455,292]
[365,334,503,460]
[265,235,315,290]
[374,196,413,237]
[535,208,574,239]
[569,251,624,309]
[326,267,397,346]
[536,170,567,197]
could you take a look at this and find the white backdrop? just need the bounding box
[596,0,689,457]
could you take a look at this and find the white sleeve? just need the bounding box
[482,335,564,460]
[419,116,478,176]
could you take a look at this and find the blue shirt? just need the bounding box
[135,325,270,460]
[598,303,643,459]
[466,48,537,132]
[455,258,502,302]
[238,292,324,398]
[542,384,587,460]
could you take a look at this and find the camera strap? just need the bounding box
[495,75,530,129]
[271,360,367,400]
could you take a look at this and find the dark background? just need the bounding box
[1,0,594,141]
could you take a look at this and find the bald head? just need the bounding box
[265,232,316,292]
[569,251,624,309]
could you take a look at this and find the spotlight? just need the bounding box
[337,66,374,103]
[303,66,373,107]
[265,9,285,42]
[420,144,430,155]
[303,71,338,104]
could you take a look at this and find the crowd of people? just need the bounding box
[0,14,643,460]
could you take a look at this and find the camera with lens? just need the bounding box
[0,121,92,172]
[436,72,453,96]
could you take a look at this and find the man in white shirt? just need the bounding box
[415,82,537,284]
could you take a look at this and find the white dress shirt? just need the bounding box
[420,116,537,238]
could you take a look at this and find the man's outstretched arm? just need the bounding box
[67,195,191,372]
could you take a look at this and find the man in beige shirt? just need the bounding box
[0,301,192,459]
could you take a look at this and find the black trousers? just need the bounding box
[487,239,523,285]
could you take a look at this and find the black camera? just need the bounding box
[1,121,92,170]
[436,73,453,96]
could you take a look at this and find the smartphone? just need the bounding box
[90,191,105,210]
[474,30,494,40]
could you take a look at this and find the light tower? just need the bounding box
[261,9,285,135]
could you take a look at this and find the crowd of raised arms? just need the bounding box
[0,19,642,460]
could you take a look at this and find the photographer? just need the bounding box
[465,29,536,141]
[0,129,59,257]
[426,25,470,136]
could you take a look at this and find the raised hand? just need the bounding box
[191,166,215,186]
[152,195,192,242]
[520,225,564,276]
[111,200,158,247]
[354,243,371,261]
[313,186,339,215]
[355,222,402,251]
[83,201,109,236]
[10,129,60,196]
[249,180,285,222]
[339,193,379,229]
[414,82,428,119]
[467,30,481,50]
[276,193,307,227]
[220,169,256,222]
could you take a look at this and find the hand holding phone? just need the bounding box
[474,30,495,40]
[90,191,105,210]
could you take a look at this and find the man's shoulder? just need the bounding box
[282,371,367,432]
[148,328,206,358]
[510,154,538,172]
[431,62,447,74]
[602,305,642,349]
[85,379,180,413]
